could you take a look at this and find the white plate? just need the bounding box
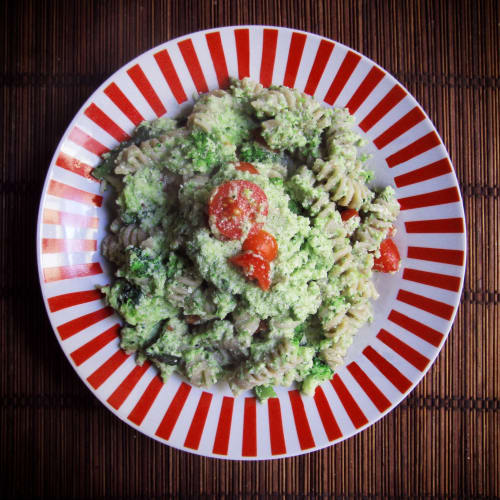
[37,26,466,459]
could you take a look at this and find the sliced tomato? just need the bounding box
[208,180,269,240]
[242,229,278,261]
[235,162,259,174]
[229,251,271,291]
[341,209,359,222]
[373,238,401,273]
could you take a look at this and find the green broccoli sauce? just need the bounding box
[95,78,399,401]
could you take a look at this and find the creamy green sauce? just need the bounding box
[95,78,400,400]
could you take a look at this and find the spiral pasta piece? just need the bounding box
[101,234,124,265]
[232,307,261,336]
[187,89,231,133]
[118,224,148,247]
[320,301,373,370]
[114,129,190,175]
[229,339,301,395]
[312,159,373,210]
[250,85,333,154]
[165,271,203,306]
[230,77,266,100]
[354,187,400,254]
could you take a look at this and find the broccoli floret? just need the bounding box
[254,385,277,402]
[293,323,306,344]
[92,141,133,180]
[133,117,177,142]
[120,321,163,353]
[117,247,167,295]
[238,141,280,164]
[101,279,177,325]
[301,358,333,396]
[165,252,183,278]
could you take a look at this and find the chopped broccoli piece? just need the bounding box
[293,323,306,343]
[301,357,333,396]
[117,247,167,295]
[255,385,277,402]
[238,141,280,164]
[269,177,284,186]
[165,252,183,278]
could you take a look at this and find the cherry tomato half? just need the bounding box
[208,180,269,240]
[242,229,278,261]
[235,162,259,174]
[229,251,271,291]
[341,209,359,222]
[373,238,401,273]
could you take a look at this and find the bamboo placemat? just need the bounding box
[1,0,498,497]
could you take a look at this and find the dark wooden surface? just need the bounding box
[2,0,499,498]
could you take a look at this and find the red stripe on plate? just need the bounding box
[234,28,250,79]
[397,289,454,320]
[154,49,188,104]
[57,306,113,340]
[386,132,441,167]
[303,40,335,96]
[206,31,229,88]
[283,32,307,88]
[104,82,144,125]
[388,309,444,347]
[48,289,102,312]
[128,375,164,426]
[242,397,257,457]
[288,390,315,450]
[127,64,166,117]
[47,180,102,207]
[43,262,103,283]
[363,346,413,393]
[107,361,151,410]
[267,398,286,455]
[399,187,460,210]
[212,396,234,455]
[346,362,391,413]
[374,107,426,149]
[377,329,430,372]
[260,28,278,88]
[43,208,99,229]
[346,66,385,114]
[394,158,453,187]
[331,374,368,428]
[68,126,109,156]
[184,391,213,450]
[359,84,406,132]
[70,324,119,366]
[405,218,464,234]
[87,349,129,389]
[84,103,130,142]
[313,386,342,441]
[177,38,208,93]
[323,50,361,105]
[42,238,97,254]
[155,382,192,441]
[55,151,97,181]
[403,267,462,292]
[407,246,464,266]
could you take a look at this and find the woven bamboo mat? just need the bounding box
[1,0,498,497]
